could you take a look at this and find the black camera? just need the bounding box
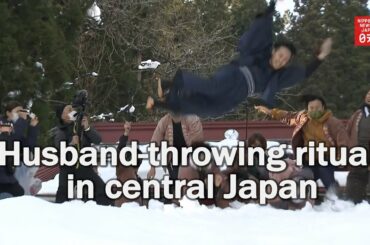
[19,109,36,121]
[72,90,88,112]
[71,90,89,142]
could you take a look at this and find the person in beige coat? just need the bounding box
[147,113,203,203]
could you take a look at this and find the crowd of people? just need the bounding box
[0,89,369,210]
[1,1,369,210]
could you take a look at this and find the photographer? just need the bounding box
[54,103,111,206]
[0,101,39,199]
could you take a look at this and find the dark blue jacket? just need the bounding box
[0,118,39,184]
[165,1,322,117]
[236,6,321,106]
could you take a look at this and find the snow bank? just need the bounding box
[0,196,369,245]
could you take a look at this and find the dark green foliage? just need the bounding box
[0,0,92,145]
[1,0,369,139]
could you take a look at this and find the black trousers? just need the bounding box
[310,165,336,189]
[163,64,249,117]
[0,182,24,197]
[56,166,112,206]
[346,166,369,204]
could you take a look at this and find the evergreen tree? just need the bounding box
[0,0,92,145]
[278,0,370,117]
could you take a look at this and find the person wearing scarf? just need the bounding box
[255,95,349,192]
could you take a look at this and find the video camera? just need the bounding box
[71,90,89,125]
[72,90,89,113]
[71,90,89,144]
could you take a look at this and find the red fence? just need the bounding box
[93,120,295,144]
[36,120,294,182]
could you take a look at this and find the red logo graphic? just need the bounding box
[354,16,370,46]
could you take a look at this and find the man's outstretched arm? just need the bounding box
[278,38,333,90]
[254,105,302,127]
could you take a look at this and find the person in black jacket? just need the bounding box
[54,104,112,205]
[0,101,39,199]
[146,0,332,117]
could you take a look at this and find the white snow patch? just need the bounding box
[0,196,369,245]
[87,2,102,24]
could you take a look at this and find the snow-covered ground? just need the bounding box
[1,138,369,245]
[1,195,370,245]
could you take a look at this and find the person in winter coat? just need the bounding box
[147,112,203,204]
[255,95,349,191]
[0,101,39,199]
[346,89,370,204]
[54,104,111,206]
[147,113,203,179]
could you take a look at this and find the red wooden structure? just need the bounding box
[93,120,295,144]
[36,120,294,182]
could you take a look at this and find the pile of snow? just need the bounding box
[138,59,161,70]
[2,136,368,244]
[87,2,102,24]
[1,196,369,245]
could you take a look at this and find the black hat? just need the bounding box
[301,94,327,108]
[55,103,68,122]
[4,101,22,113]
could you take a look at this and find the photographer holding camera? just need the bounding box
[0,101,39,199]
[53,94,112,206]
